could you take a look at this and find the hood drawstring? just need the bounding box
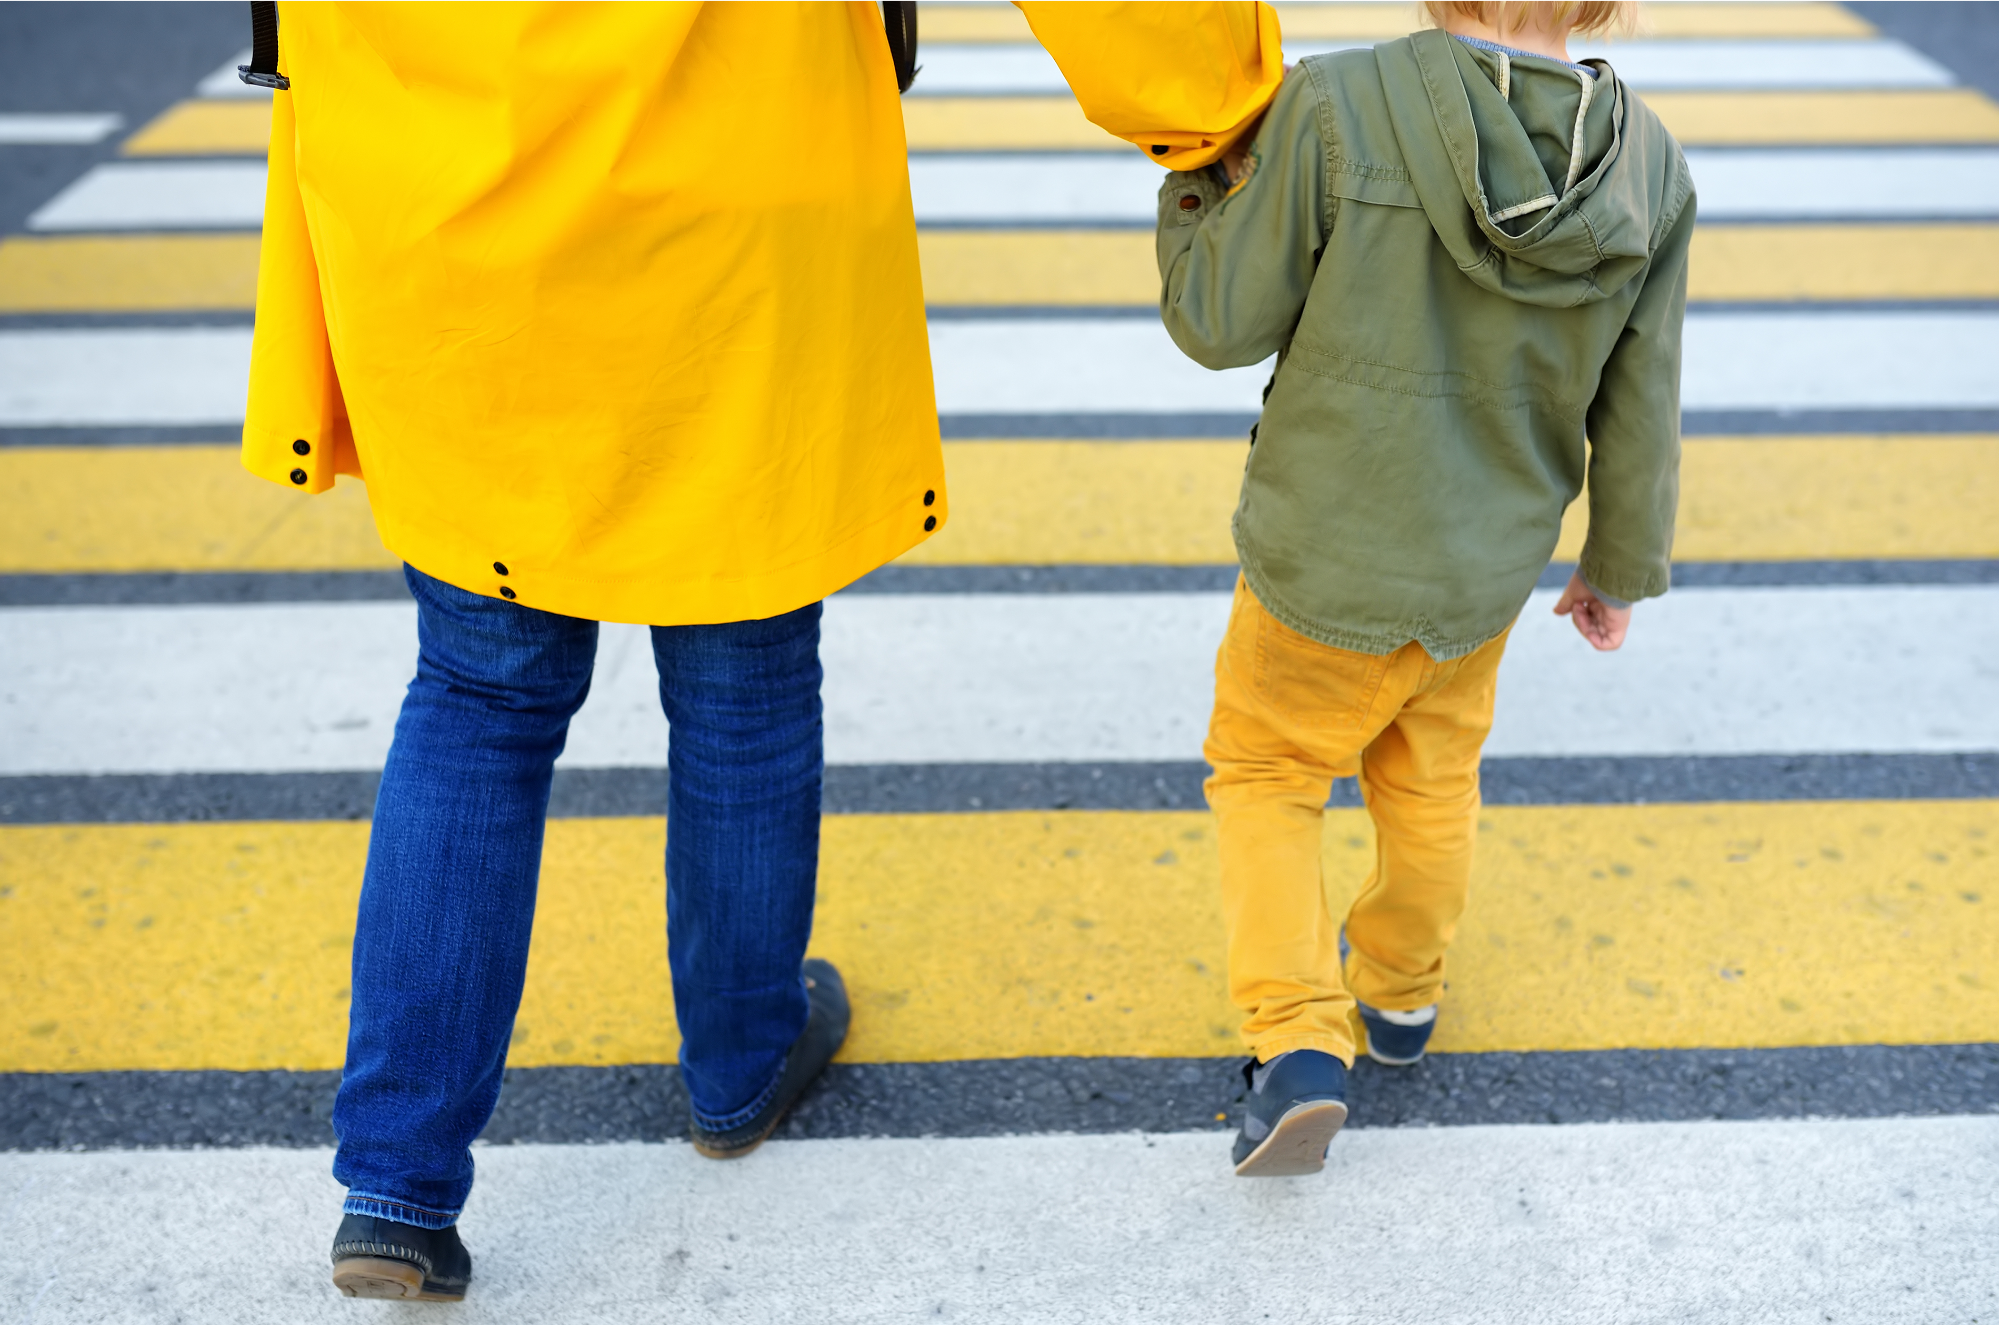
[1561,66,1596,193]
[1486,62,1596,225]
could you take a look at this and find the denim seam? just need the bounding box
[690,1051,789,1133]
[342,1192,461,1229]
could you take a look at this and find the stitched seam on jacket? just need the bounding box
[1284,344,1588,420]
[1238,550,1512,661]
[1327,154,1412,184]
[1306,61,1342,242]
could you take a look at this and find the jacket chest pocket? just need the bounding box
[1251,606,1392,732]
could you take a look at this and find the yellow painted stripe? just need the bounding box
[914,226,1999,307]
[6,225,1993,319]
[0,235,261,313]
[4,436,1997,574]
[122,83,1982,164]
[916,2,1875,42]
[121,100,270,156]
[918,230,1157,306]
[905,96,1123,152]
[0,448,393,572]
[1646,89,1999,146]
[1,802,1988,1072]
[1692,224,1999,301]
[907,90,1999,151]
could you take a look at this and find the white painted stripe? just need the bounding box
[25,161,267,232]
[0,329,250,427]
[928,312,1999,415]
[6,310,1995,427]
[909,153,1164,223]
[195,50,268,100]
[32,148,1998,234]
[0,113,122,145]
[3,587,1994,775]
[908,149,1999,225]
[1682,310,1999,410]
[0,313,1986,428]
[911,38,1953,96]
[1562,37,1951,89]
[929,318,1275,413]
[1685,147,1999,220]
[2,1118,1993,1322]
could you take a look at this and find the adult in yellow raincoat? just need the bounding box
[248,1,1283,1299]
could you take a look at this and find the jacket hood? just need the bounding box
[1376,29,1676,307]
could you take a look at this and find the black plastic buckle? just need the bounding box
[237,66,291,90]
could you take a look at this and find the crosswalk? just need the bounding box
[1,3,1996,1318]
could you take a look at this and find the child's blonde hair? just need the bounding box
[1420,2,1640,39]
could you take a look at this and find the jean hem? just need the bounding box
[342,1193,462,1230]
[1249,1033,1356,1071]
[688,1053,789,1134]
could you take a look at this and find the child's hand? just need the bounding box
[1553,571,1631,651]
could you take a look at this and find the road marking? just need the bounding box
[3,585,1996,774]
[913,224,1999,306]
[0,328,251,426]
[909,39,1952,97]
[1,800,1991,1070]
[121,100,269,156]
[25,161,266,232]
[7,436,1995,574]
[925,2,1880,43]
[1643,88,1999,145]
[925,312,1999,415]
[33,148,1999,232]
[7,226,1996,315]
[5,313,1996,424]
[909,148,1999,225]
[907,89,1999,151]
[0,235,261,312]
[0,113,122,145]
[125,86,1999,161]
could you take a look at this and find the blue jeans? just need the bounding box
[332,566,823,1228]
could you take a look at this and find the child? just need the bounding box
[1156,0,1691,1176]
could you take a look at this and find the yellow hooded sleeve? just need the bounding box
[1016,1,1284,171]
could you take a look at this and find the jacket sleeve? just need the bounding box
[1579,182,1695,605]
[1016,1,1284,171]
[241,72,357,494]
[1155,67,1326,371]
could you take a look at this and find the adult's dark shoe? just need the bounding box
[690,957,850,1160]
[1231,1049,1349,1177]
[330,1212,472,1301]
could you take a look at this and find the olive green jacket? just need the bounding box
[1158,29,1694,658]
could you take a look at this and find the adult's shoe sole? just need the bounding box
[332,1258,466,1301]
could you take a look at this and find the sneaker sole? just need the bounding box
[1364,1045,1426,1067]
[331,1258,465,1302]
[1232,1099,1349,1177]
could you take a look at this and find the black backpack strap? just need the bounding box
[235,3,899,96]
[238,0,291,90]
[882,1,918,93]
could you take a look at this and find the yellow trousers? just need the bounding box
[1203,577,1510,1066]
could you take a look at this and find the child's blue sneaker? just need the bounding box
[1231,1050,1349,1177]
[1339,926,1439,1066]
[1357,1001,1437,1066]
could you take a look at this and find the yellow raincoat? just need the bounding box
[244,2,1281,624]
